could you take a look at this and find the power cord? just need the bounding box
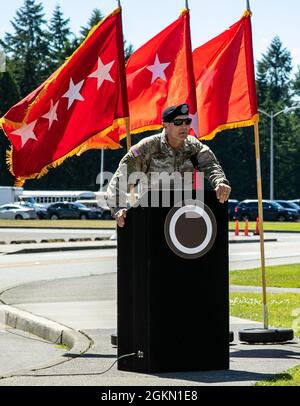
[4,328,63,345]
[1,352,138,379]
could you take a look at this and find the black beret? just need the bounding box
[162,104,189,122]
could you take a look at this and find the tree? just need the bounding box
[256,37,299,198]
[46,4,73,73]
[80,9,105,40]
[0,69,20,186]
[0,70,20,117]
[0,0,49,97]
[293,66,300,97]
[256,36,293,108]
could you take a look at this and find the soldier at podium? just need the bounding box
[107,103,231,227]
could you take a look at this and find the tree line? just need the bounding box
[0,0,299,200]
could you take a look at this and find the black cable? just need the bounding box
[4,328,63,345]
[1,352,136,379]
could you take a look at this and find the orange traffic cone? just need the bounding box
[244,219,249,236]
[235,220,239,236]
[254,217,259,235]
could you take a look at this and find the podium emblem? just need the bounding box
[164,201,217,259]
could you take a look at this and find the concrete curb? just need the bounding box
[0,304,92,378]
[0,236,111,245]
[229,238,277,244]
[5,243,117,255]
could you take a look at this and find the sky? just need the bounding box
[0,0,300,74]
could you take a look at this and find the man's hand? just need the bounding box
[115,208,127,228]
[215,183,231,204]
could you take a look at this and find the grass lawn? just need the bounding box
[0,219,116,229]
[255,364,300,386]
[229,221,300,232]
[1,219,299,231]
[230,292,300,338]
[230,263,300,289]
[230,263,300,385]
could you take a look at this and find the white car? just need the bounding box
[0,204,38,220]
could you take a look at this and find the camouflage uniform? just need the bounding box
[107,130,229,215]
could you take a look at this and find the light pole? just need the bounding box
[258,105,300,200]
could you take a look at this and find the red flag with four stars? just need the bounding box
[0,8,129,186]
[193,11,258,140]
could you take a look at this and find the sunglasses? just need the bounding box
[171,118,192,126]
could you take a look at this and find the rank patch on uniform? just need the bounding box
[131,146,140,157]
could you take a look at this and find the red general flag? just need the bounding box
[81,8,198,154]
[193,10,258,140]
[127,9,198,136]
[0,8,129,186]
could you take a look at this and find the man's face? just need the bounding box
[163,115,192,143]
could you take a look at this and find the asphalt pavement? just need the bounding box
[0,272,299,386]
[0,230,299,386]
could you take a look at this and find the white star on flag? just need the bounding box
[62,78,85,110]
[42,100,59,129]
[11,120,38,148]
[190,112,199,138]
[88,57,115,90]
[147,54,171,84]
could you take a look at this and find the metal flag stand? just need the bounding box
[238,0,294,344]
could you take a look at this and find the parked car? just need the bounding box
[228,199,239,220]
[290,200,300,209]
[19,202,49,219]
[233,199,299,222]
[75,199,113,220]
[47,202,102,220]
[0,204,38,220]
[275,200,300,216]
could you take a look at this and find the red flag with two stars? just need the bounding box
[0,8,129,186]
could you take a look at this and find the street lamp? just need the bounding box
[258,105,300,200]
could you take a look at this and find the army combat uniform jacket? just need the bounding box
[107,131,230,215]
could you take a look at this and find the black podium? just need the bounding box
[117,190,229,373]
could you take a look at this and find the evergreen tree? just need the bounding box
[80,9,104,40]
[256,37,298,199]
[257,36,293,108]
[0,69,21,186]
[0,0,49,97]
[46,4,73,73]
[293,66,300,97]
[0,70,20,116]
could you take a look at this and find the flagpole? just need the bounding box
[185,0,189,10]
[247,0,268,329]
[117,0,135,206]
[253,122,268,329]
[117,0,131,151]
[248,0,267,330]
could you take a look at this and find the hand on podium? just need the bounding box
[215,183,231,204]
[115,208,128,227]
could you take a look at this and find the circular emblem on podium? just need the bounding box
[164,202,217,259]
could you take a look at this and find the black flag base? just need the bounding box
[111,332,235,346]
[238,328,294,344]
